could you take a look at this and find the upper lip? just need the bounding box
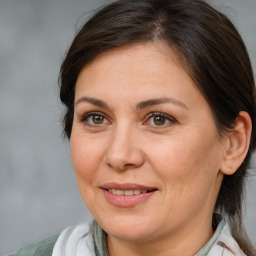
[101,182,157,191]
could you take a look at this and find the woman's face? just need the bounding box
[70,43,226,244]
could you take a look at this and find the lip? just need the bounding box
[101,182,158,208]
[101,182,157,191]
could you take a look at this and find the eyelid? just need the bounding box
[144,112,177,126]
[80,111,110,126]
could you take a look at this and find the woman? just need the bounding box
[10,0,256,255]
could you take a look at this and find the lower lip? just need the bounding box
[102,189,156,207]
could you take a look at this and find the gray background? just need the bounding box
[0,0,255,255]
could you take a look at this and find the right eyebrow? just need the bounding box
[75,97,109,109]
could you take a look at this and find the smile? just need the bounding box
[107,189,148,195]
[101,183,157,207]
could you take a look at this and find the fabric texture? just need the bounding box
[9,216,247,256]
[8,234,59,256]
[52,215,246,256]
[52,223,94,256]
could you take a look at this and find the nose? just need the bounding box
[104,125,145,171]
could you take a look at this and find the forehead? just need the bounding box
[75,42,195,100]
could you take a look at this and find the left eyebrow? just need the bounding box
[136,97,188,110]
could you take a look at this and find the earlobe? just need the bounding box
[220,111,252,175]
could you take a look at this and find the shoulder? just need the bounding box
[8,234,59,256]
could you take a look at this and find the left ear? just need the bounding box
[220,111,252,175]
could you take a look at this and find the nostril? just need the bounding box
[107,162,137,171]
[124,163,136,168]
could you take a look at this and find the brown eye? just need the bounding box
[81,112,109,126]
[92,115,105,124]
[145,112,176,127]
[153,116,166,126]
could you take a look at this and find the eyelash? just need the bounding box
[80,112,109,127]
[80,111,177,128]
[144,112,177,127]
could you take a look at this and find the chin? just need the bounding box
[97,214,161,242]
[108,227,156,242]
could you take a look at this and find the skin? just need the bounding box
[70,42,231,256]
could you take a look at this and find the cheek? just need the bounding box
[70,134,107,214]
[147,138,220,222]
[147,132,221,191]
[70,134,105,185]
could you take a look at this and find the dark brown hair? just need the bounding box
[59,0,256,254]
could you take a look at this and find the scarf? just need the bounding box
[52,216,246,256]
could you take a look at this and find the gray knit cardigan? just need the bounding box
[8,234,59,256]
